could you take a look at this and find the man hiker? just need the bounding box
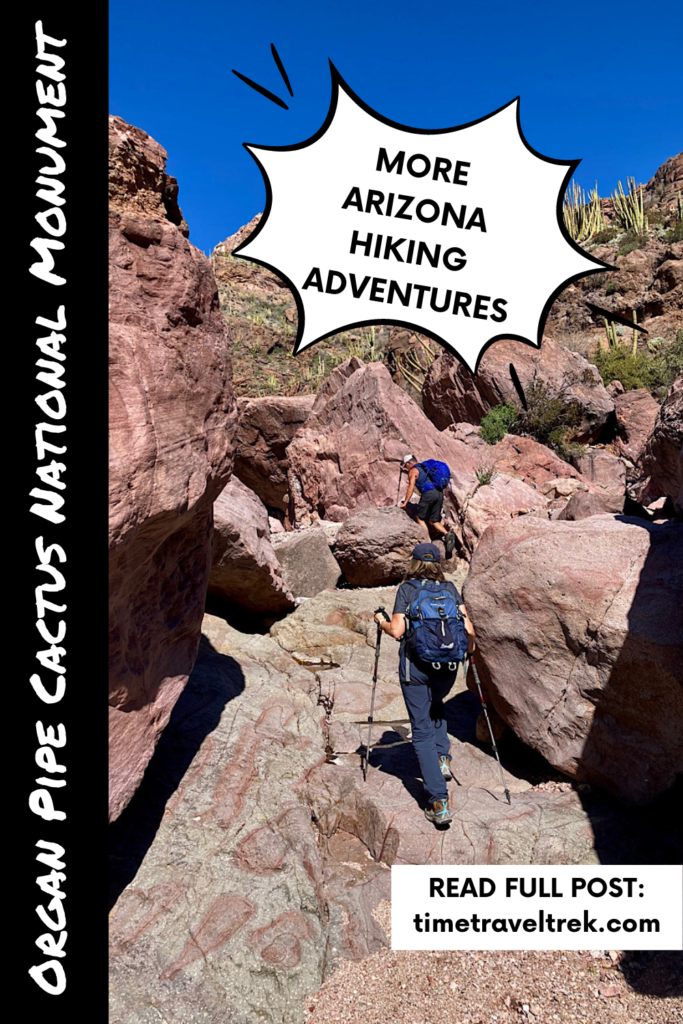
[374,543,476,827]
[400,455,457,556]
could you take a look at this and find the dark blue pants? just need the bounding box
[400,668,456,804]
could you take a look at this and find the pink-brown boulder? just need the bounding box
[234,395,315,513]
[570,449,627,495]
[209,478,295,615]
[555,490,624,520]
[461,475,549,550]
[271,528,341,598]
[463,515,683,804]
[633,375,683,512]
[108,116,237,822]
[333,506,428,586]
[614,388,661,464]
[286,360,481,524]
[423,337,614,441]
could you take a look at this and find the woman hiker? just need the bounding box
[374,542,476,827]
[400,454,458,556]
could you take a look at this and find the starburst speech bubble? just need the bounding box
[233,65,609,373]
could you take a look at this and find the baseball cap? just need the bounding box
[402,454,416,464]
[412,542,441,562]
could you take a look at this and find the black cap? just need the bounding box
[412,542,441,562]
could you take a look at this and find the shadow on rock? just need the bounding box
[575,518,683,872]
[108,634,245,910]
[620,950,683,998]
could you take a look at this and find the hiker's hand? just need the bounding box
[400,499,408,509]
[467,637,476,654]
[374,612,385,624]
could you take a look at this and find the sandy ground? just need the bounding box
[304,903,682,1024]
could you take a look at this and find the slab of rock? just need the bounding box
[633,375,683,511]
[286,360,480,525]
[109,615,330,1024]
[234,394,315,513]
[209,478,295,615]
[271,528,341,598]
[423,336,614,441]
[555,490,624,520]
[271,586,407,725]
[463,515,683,804]
[333,506,427,587]
[108,116,237,822]
[570,448,627,495]
[308,764,601,865]
[614,389,661,464]
[461,476,549,551]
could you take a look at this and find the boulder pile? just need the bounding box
[109,129,683,1024]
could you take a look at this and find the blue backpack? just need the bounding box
[417,460,451,492]
[405,581,469,673]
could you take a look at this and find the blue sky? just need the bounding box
[110,0,682,255]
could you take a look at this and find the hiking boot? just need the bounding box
[444,531,456,556]
[424,798,452,827]
[439,755,454,781]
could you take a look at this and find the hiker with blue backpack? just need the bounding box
[374,542,475,827]
[400,455,458,557]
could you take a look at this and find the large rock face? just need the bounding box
[209,478,295,615]
[234,395,315,514]
[422,337,614,441]
[333,506,427,587]
[634,375,683,511]
[614,388,661,465]
[463,515,683,804]
[286,360,480,524]
[109,116,237,822]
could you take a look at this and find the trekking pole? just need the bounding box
[364,607,391,781]
[468,654,511,805]
[395,465,403,506]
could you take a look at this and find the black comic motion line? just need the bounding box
[232,62,613,373]
[232,44,293,109]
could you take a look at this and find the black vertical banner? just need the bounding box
[17,9,108,1020]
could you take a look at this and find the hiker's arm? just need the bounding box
[401,468,419,508]
[375,612,406,639]
[460,604,476,653]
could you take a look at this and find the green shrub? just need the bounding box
[605,281,618,295]
[644,207,666,226]
[514,380,580,450]
[593,333,683,397]
[479,403,517,444]
[664,221,683,243]
[592,227,619,245]
[617,231,648,256]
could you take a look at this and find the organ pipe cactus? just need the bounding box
[612,177,647,234]
[563,181,605,243]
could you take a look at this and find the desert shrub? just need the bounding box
[664,221,683,243]
[592,226,619,245]
[644,207,666,226]
[617,231,648,256]
[513,380,581,451]
[475,464,496,486]
[593,333,683,397]
[605,281,618,295]
[651,332,683,397]
[479,403,517,445]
